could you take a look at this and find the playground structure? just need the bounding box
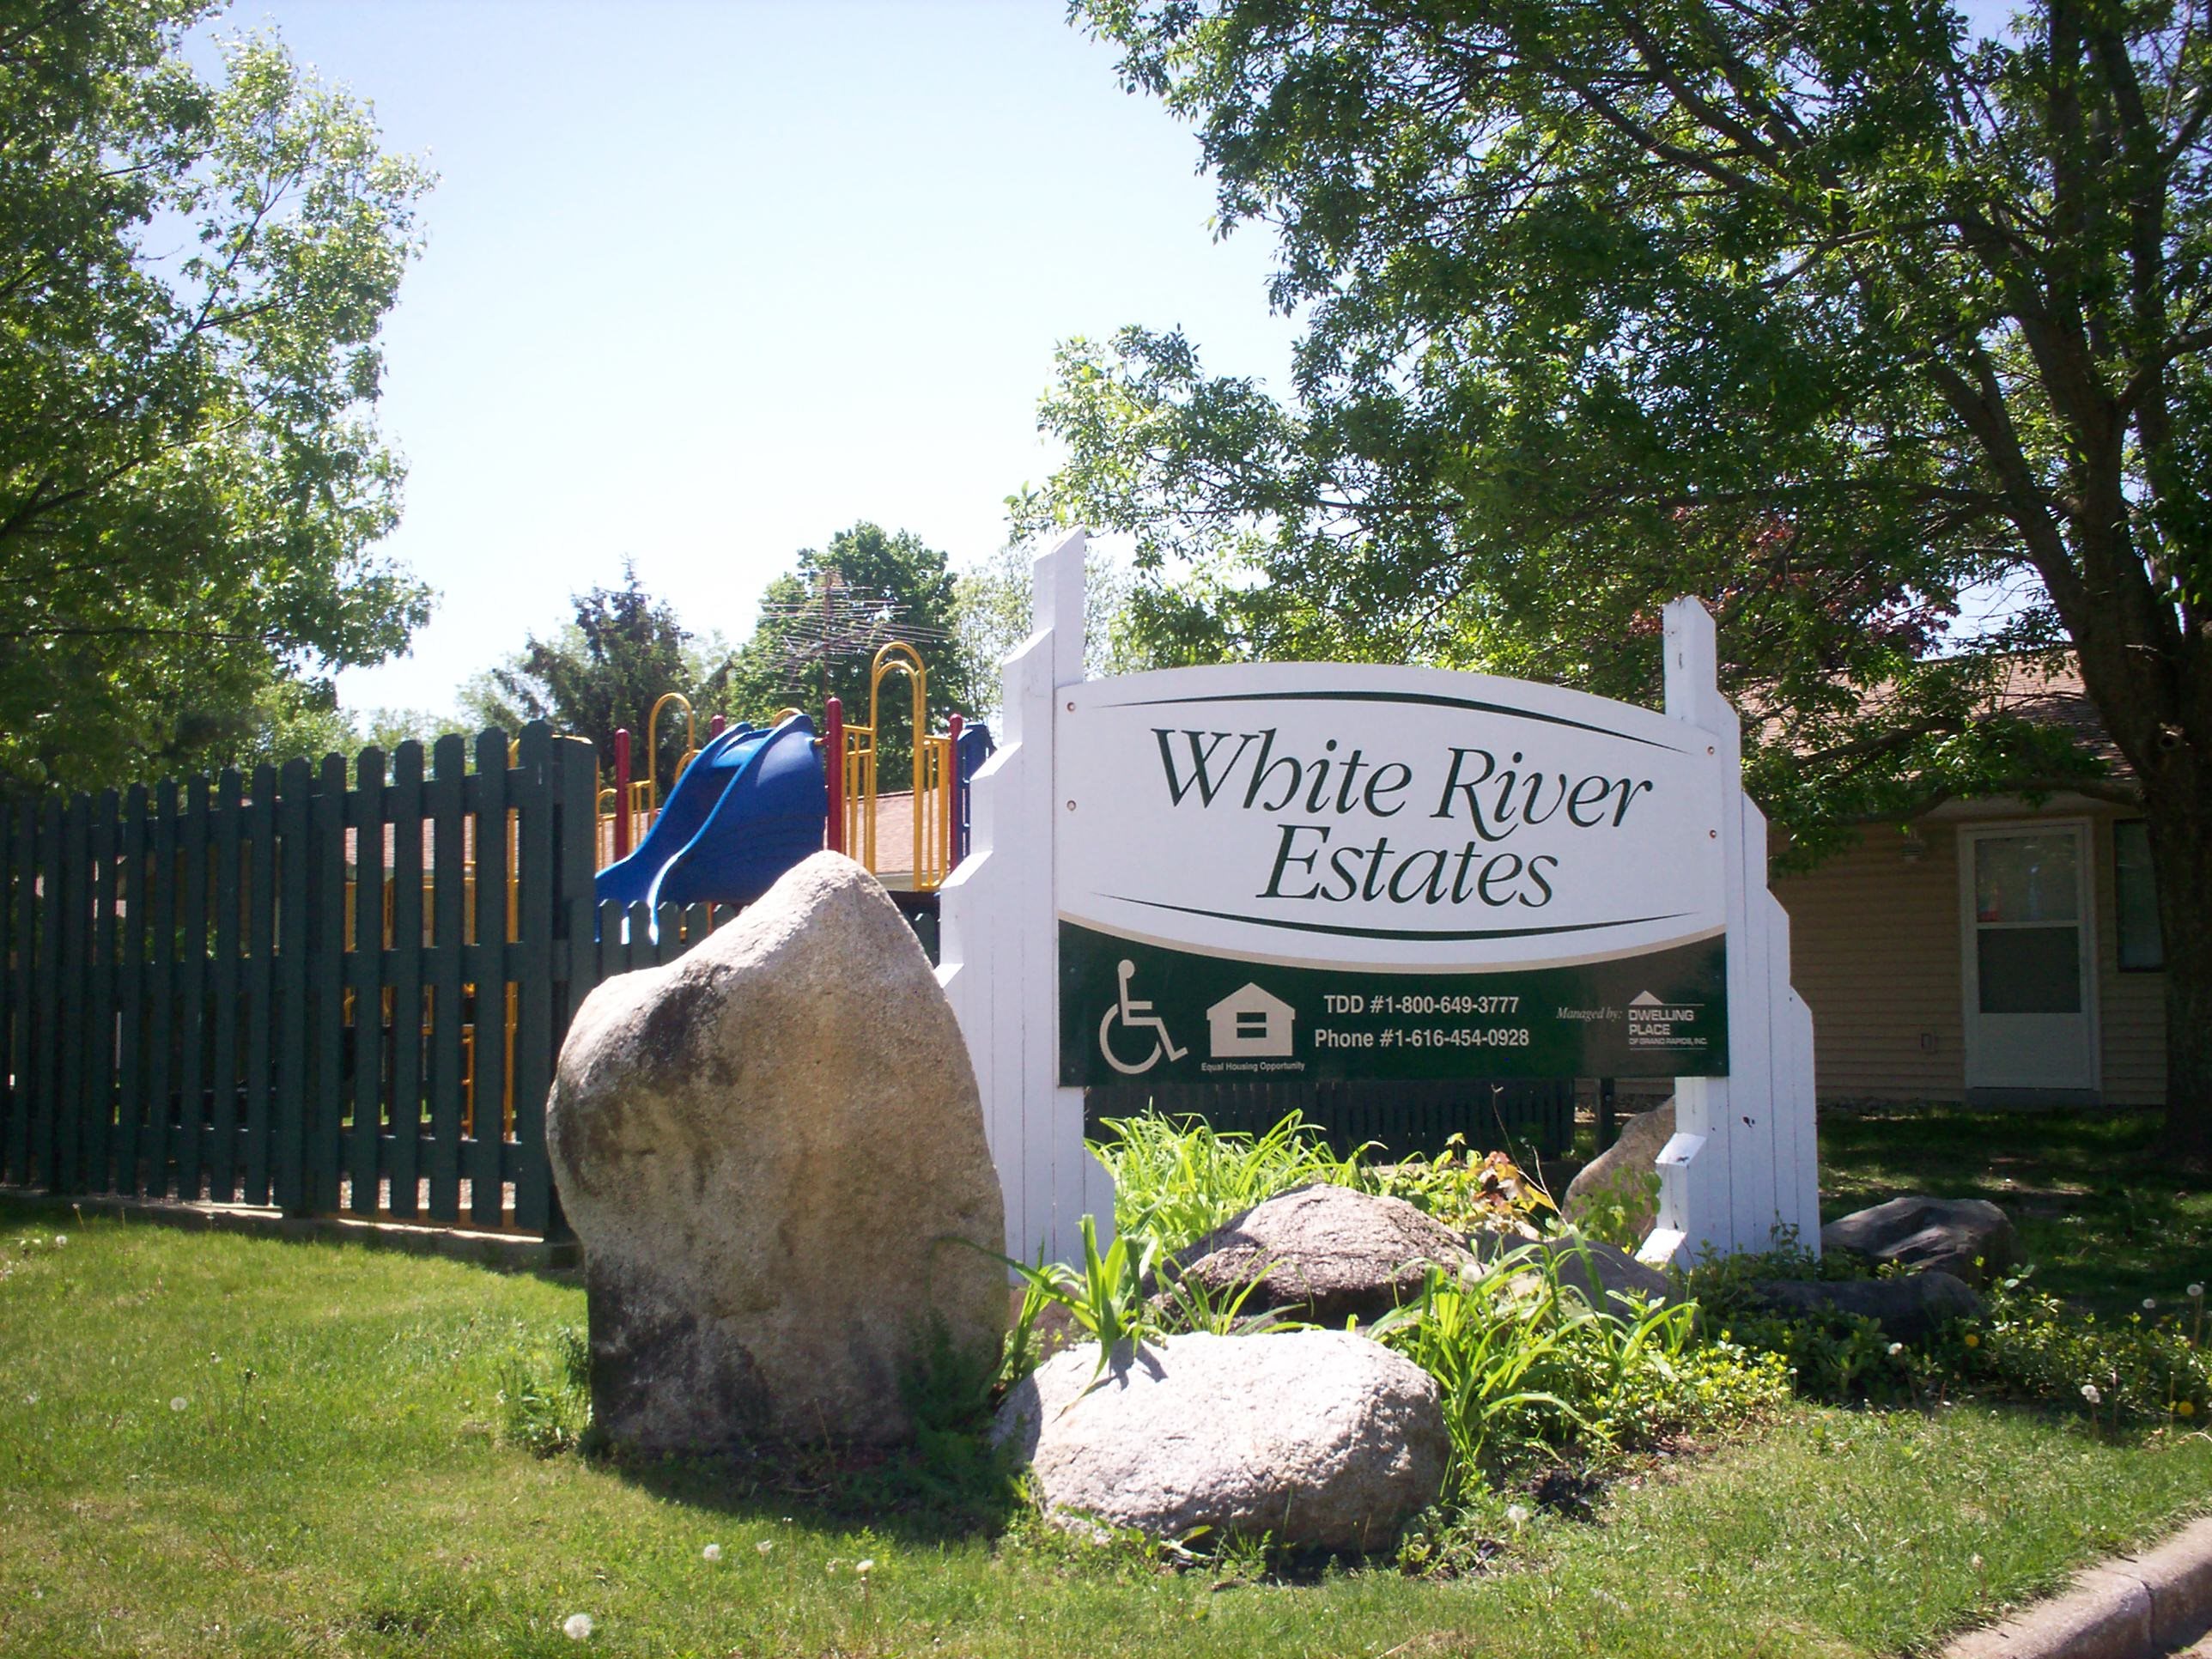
[332,642,988,1148]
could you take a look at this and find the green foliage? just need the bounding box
[1364,1135,1559,1238]
[726,524,981,791]
[0,6,433,795]
[1575,1169,1664,1253]
[951,543,1146,722]
[1000,1213,1158,1382]
[1691,1239,2212,1420]
[1093,1109,1364,1259]
[1374,1245,1790,1492]
[460,560,731,795]
[493,1324,591,1458]
[1942,1273,2210,1426]
[1042,0,2212,876]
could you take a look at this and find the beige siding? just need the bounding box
[2091,815,2167,1106]
[1773,830,1966,1102]
[1773,809,2166,1106]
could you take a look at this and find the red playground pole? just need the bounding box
[613,727,633,860]
[823,696,845,854]
[945,712,964,873]
[708,712,726,740]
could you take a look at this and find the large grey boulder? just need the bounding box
[1822,1196,2018,1287]
[1747,1271,1984,1345]
[1162,1183,1475,1326]
[1563,1100,1674,1238]
[547,853,1006,1453]
[995,1331,1448,1553]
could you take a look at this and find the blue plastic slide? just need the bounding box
[594,713,828,923]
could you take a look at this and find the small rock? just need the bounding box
[1161,1183,1475,1326]
[1821,1196,2018,1286]
[1563,1100,1674,1237]
[1747,1271,1983,1345]
[1474,1233,1685,1320]
[994,1330,1447,1553]
[547,853,1006,1453]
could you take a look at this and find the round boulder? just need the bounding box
[1162,1182,1475,1326]
[1563,1100,1674,1239]
[994,1330,1448,1553]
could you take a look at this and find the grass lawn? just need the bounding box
[1819,1107,2212,1314]
[3,1110,2209,1658]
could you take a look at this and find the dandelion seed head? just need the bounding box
[1505,1504,1530,1526]
[2081,1382,2103,1405]
[702,1544,721,1562]
[169,1396,186,1412]
[855,1559,874,1576]
[51,1234,65,1247]
[1887,1342,1904,1357]
[2190,1284,2205,1299]
[756,1540,774,1556]
[562,1612,592,1640]
[2144,1297,2158,1310]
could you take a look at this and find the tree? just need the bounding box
[1030,0,2212,1163]
[952,541,1146,724]
[726,523,982,790]
[0,3,434,794]
[461,562,729,793]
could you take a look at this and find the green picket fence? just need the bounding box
[0,724,736,1237]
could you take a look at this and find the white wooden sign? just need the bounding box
[938,531,1819,1268]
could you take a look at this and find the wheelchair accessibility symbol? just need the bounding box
[1098,958,1188,1075]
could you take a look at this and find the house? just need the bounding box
[1206,982,1297,1059]
[1771,659,2164,1107]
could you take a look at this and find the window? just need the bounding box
[2114,820,2164,971]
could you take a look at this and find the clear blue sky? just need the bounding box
[216,2,1300,716]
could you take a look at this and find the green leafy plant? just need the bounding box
[1371,1242,1780,1492]
[495,1325,591,1457]
[1939,1270,2211,1425]
[997,1214,1158,1387]
[1575,1170,1663,1251]
[1094,1110,1366,1259]
[1365,1134,1559,1237]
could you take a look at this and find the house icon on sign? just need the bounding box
[1206,983,1296,1058]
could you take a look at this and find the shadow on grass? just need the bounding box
[1819,1106,2212,1315]
[598,1429,1026,1547]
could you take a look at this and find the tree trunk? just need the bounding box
[2145,787,2212,1170]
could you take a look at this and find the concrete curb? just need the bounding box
[1945,1515,2212,1659]
[0,1188,580,1272]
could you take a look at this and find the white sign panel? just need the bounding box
[1055,664,1729,972]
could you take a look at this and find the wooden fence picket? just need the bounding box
[176,777,209,1201]
[468,729,507,1225]
[88,790,120,1198]
[242,768,276,1206]
[309,755,347,1214]
[428,734,467,1222]
[55,793,88,1194]
[388,742,425,1219]
[210,771,243,1204]
[349,747,387,1217]
[274,759,311,1214]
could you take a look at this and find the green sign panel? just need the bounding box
[1059,921,1727,1087]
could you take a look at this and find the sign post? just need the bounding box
[939,531,1818,1268]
